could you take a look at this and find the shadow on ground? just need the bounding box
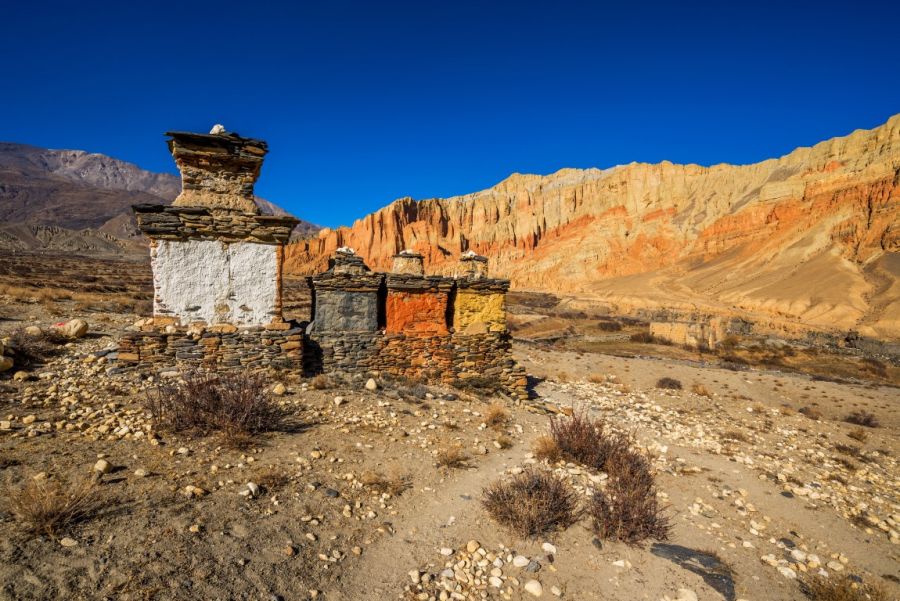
[651,543,736,601]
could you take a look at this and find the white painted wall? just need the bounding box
[151,239,279,325]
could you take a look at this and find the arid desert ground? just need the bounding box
[0,252,896,601]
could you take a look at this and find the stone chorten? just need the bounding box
[132,127,298,327]
[310,249,382,333]
[391,250,425,276]
[459,251,489,279]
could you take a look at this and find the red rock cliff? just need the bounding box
[286,115,900,339]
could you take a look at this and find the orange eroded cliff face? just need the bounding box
[286,115,900,340]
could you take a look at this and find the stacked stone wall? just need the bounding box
[117,323,303,371]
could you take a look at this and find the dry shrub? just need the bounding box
[847,428,868,443]
[799,406,823,420]
[691,383,712,398]
[483,402,510,429]
[452,376,501,395]
[533,435,561,463]
[859,357,888,379]
[588,373,606,384]
[5,476,103,536]
[656,377,682,390]
[145,371,285,445]
[6,328,65,367]
[495,434,513,449]
[800,574,889,601]
[722,430,750,443]
[482,470,581,538]
[844,410,879,428]
[253,467,291,493]
[309,374,333,390]
[360,470,410,496]
[550,410,611,470]
[436,446,469,469]
[590,448,670,545]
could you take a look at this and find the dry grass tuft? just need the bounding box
[847,427,868,443]
[483,402,510,429]
[360,470,410,496]
[482,469,581,538]
[799,406,823,420]
[590,448,670,545]
[5,476,103,537]
[309,374,333,390]
[656,377,682,390]
[495,434,514,449]
[722,430,750,443]
[6,328,66,367]
[533,435,561,463]
[844,410,880,429]
[691,383,712,397]
[435,446,469,469]
[145,371,286,446]
[588,373,606,384]
[800,574,889,601]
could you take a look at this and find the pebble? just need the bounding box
[513,554,530,567]
[365,378,378,391]
[134,468,148,477]
[524,579,543,597]
[466,540,480,553]
[59,537,78,547]
[272,383,286,396]
[542,542,557,554]
[93,459,111,474]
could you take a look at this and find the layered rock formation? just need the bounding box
[285,114,900,340]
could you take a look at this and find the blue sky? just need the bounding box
[2,1,898,227]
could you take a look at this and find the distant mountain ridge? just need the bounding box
[0,142,318,252]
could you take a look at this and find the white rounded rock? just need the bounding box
[524,579,543,597]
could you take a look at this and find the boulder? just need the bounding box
[58,319,89,339]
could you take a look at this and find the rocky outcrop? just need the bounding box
[285,115,900,340]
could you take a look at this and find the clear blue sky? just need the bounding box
[2,1,898,228]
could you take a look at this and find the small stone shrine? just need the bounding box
[117,127,526,400]
[117,127,303,369]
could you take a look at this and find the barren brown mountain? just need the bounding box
[285,115,900,340]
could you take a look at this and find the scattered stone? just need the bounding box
[466,540,480,553]
[93,459,111,474]
[513,554,530,567]
[524,579,543,597]
[59,537,78,547]
[542,542,557,555]
[59,319,89,339]
[21,415,37,425]
[365,378,378,391]
[272,383,286,396]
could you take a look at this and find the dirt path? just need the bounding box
[327,439,533,599]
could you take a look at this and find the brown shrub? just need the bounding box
[799,406,823,420]
[588,373,606,384]
[844,410,879,428]
[145,371,286,445]
[435,446,469,469]
[590,447,670,545]
[482,470,581,538]
[5,476,103,537]
[656,377,682,390]
[800,574,888,601]
[847,428,868,443]
[691,383,712,398]
[452,376,502,395]
[722,430,750,443]
[549,411,611,470]
[309,374,333,390]
[6,328,64,367]
[483,402,510,429]
[360,470,410,496]
[495,434,513,449]
[533,435,561,463]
